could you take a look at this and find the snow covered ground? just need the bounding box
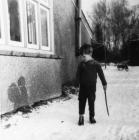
[1,66,139,140]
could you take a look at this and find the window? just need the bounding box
[40,6,50,50]
[0,0,54,54]
[26,0,38,48]
[7,0,22,42]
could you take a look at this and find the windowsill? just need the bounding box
[0,50,63,59]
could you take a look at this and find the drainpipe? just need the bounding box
[75,0,82,56]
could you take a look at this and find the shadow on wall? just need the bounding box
[8,76,29,110]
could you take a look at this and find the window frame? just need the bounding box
[0,0,5,44]
[39,4,51,51]
[6,0,25,47]
[0,0,54,55]
[25,0,39,49]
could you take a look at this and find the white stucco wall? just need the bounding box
[0,55,62,114]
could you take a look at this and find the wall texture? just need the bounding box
[53,0,78,84]
[53,0,92,85]
[0,56,62,114]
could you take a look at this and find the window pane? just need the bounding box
[26,1,37,45]
[41,8,49,47]
[8,0,21,42]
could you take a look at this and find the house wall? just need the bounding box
[0,0,92,115]
[0,0,63,115]
[53,0,92,85]
[0,55,62,114]
[53,0,78,84]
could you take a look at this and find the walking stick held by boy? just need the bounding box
[103,85,109,116]
[76,44,107,125]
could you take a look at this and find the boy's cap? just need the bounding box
[79,44,93,55]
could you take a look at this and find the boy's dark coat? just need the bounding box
[76,59,107,116]
[76,60,107,87]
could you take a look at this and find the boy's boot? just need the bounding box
[78,115,84,125]
[90,116,96,124]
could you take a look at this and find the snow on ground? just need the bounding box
[1,66,139,140]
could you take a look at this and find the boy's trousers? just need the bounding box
[79,84,96,117]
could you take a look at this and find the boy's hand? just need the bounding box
[103,85,107,91]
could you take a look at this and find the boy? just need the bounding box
[76,44,107,125]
